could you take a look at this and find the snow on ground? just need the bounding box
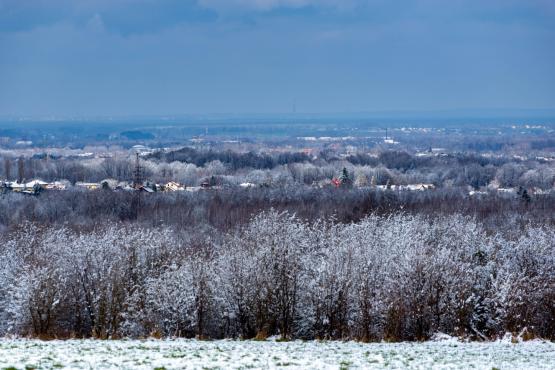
[0,338,554,369]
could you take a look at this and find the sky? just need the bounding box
[0,0,554,117]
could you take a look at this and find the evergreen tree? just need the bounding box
[339,167,352,187]
[517,186,531,203]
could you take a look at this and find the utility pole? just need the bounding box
[131,152,143,220]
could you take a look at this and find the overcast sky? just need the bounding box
[0,0,554,117]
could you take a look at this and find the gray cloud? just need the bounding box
[0,0,553,116]
[2,0,553,35]
[198,0,357,11]
[0,0,217,35]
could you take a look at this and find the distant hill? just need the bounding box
[120,130,155,140]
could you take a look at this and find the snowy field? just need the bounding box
[0,338,554,369]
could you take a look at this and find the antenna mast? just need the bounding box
[133,152,143,188]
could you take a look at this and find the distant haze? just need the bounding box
[0,0,554,117]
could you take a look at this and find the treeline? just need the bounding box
[0,186,553,231]
[1,211,553,341]
[3,148,554,190]
[148,147,310,170]
[4,152,555,190]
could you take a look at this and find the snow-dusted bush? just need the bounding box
[0,212,553,341]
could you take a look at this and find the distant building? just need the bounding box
[137,185,155,193]
[43,181,67,191]
[384,139,399,144]
[6,180,47,194]
[164,181,185,191]
[376,183,435,191]
[75,182,102,190]
[15,140,33,146]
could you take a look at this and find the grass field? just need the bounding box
[0,337,554,369]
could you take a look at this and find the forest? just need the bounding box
[1,136,554,342]
[2,146,555,190]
